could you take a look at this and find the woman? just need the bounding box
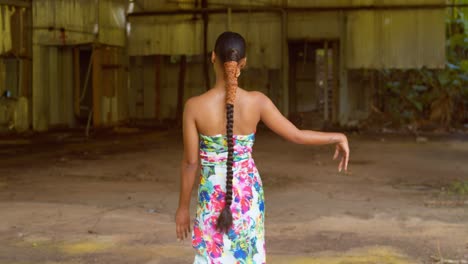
[175,31,349,264]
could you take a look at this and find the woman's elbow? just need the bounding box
[182,159,198,170]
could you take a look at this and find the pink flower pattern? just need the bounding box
[192,132,265,264]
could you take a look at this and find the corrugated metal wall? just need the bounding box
[32,0,128,131]
[0,5,31,133]
[32,46,75,131]
[347,9,445,68]
[134,0,283,10]
[33,0,126,46]
[95,46,128,125]
[133,0,441,9]
[128,1,446,69]
[128,13,282,69]
[127,54,278,121]
[128,16,203,56]
[126,0,448,124]
[24,0,450,130]
[209,13,282,69]
[288,0,445,7]
[0,5,14,54]
[288,12,341,39]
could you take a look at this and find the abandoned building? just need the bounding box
[0,0,448,132]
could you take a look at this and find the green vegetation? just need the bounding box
[447,180,468,196]
[377,6,468,128]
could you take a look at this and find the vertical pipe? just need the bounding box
[339,11,349,126]
[92,46,101,127]
[177,55,187,122]
[370,69,375,115]
[227,7,232,30]
[202,0,210,91]
[124,1,131,122]
[48,47,58,125]
[288,44,296,115]
[323,40,329,121]
[73,47,80,117]
[32,45,49,131]
[17,51,21,97]
[19,8,24,56]
[332,41,339,123]
[281,7,289,116]
[95,0,100,40]
[29,5,34,130]
[154,55,161,120]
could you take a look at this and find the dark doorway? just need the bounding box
[288,40,339,128]
[73,46,94,125]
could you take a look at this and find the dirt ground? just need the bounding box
[0,128,467,264]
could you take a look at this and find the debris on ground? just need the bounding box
[416,136,429,143]
[147,209,158,214]
[431,256,468,263]
[424,199,468,207]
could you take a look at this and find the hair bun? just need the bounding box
[227,48,240,62]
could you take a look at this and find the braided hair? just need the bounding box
[214,32,246,234]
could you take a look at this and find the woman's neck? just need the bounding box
[212,77,226,90]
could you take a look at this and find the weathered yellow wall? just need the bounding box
[32,0,128,131]
[128,1,446,69]
[347,9,446,68]
[33,0,126,46]
[128,13,282,69]
[0,5,13,54]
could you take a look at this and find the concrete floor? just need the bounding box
[0,129,467,264]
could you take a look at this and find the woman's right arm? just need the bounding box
[257,92,349,172]
[175,97,199,241]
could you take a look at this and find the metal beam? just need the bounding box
[127,3,468,17]
[0,0,31,8]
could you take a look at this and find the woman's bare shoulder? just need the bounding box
[242,89,271,106]
[185,90,210,106]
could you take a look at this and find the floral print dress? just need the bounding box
[192,132,265,264]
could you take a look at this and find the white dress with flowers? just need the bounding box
[192,132,265,264]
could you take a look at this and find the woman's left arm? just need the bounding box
[175,98,199,241]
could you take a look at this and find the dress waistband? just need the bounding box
[200,150,252,166]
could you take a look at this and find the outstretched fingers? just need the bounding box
[335,143,350,173]
[344,150,349,172]
[338,155,344,172]
[333,145,339,160]
[176,224,182,241]
[176,223,191,241]
[184,225,191,239]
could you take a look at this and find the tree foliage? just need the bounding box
[378,8,468,128]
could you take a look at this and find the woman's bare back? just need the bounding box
[189,87,262,136]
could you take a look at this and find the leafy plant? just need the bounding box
[377,10,468,128]
[447,180,468,196]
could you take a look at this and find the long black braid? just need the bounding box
[214,32,246,234]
